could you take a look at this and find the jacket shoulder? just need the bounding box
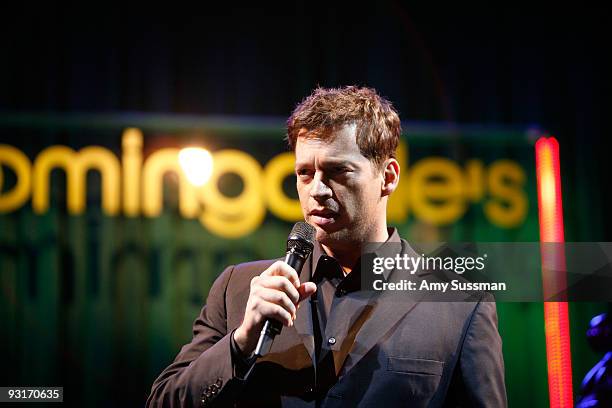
[238,258,278,268]
[233,258,279,274]
[223,258,280,288]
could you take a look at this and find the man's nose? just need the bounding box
[310,173,332,201]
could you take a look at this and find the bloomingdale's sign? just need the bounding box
[0,128,528,238]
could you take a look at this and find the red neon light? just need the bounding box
[535,136,573,408]
[536,137,565,242]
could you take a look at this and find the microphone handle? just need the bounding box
[253,251,307,357]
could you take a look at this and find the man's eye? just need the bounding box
[297,169,312,177]
[331,166,348,175]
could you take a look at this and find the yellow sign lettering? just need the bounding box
[32,145,120,215]
[0,145,32,213]
[0,127,530,237]
[408,157,466,225]
[485,159,528,228]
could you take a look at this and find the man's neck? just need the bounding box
[322,225,390,274]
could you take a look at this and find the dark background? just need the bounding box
[1,3,610,407]
[2,3,609,237]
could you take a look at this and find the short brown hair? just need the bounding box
[286,86,401,168]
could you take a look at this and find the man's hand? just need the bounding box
[233,261,317,356]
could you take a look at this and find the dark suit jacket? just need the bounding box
[147,239,507,407]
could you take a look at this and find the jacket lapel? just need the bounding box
[338,287,421,376]
[290,239,428,375]
[338,240,426,376]
[291,252,317,364]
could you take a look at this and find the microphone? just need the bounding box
[254,222,316,358]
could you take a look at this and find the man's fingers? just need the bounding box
[259,300,294,327]
[297,282,317,303]
[260,261,300,288]
[249,261,315,326]
[257,276,300,304]
[257,287,297,318]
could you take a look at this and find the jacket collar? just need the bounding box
[293,228,426,373]
[309,227,402,282]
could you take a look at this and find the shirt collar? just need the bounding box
[310,227,401,282]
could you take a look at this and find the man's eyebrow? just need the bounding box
[319,158,356,167]
[294,161,311,168]
[295,159,353,168]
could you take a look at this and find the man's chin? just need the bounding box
[314,227,354,247]
[315,225,334,244]
[314,227,330,243]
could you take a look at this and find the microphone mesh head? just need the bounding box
[286,222,316,255]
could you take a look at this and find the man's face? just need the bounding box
[295,124,385,248]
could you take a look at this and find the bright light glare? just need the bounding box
[178,147,213,186]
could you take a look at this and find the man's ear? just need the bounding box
[381,158,400,197]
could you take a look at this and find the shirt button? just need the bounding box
[336,289,346,297]
[328,337,336,345]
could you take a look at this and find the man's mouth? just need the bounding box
[308,209,337,227]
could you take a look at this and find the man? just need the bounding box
[147,86,507,407]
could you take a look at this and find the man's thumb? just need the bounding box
[297,282,317,303]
